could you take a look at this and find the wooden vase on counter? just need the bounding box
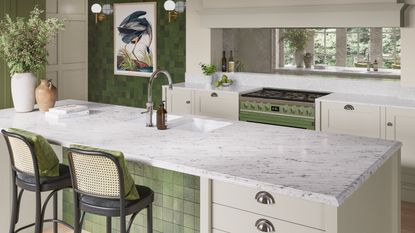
[35,79,57,112]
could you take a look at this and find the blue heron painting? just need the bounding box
[114,3,156,77]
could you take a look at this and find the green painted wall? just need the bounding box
[88,0,186,108]
[0,0,45,109]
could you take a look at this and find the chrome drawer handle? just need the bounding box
[211,92,218,97]
[255,219,275,232]
[186,100,191,104]
[255,191,275,205]
[387,122,393,127]
[344,104,355,111]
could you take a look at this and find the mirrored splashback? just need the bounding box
[211,28,401,78]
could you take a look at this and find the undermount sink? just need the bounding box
[170,117,233,133]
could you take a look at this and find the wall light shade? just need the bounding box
[164,0,176,11]
[102,4,114,15]
[175,1,186,13]
[91,3,102,14]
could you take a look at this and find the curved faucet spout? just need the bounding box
[148,70,173,103]
[146,70,173,127]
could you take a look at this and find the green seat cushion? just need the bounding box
[70,145,139,201]
[8,128,59,177]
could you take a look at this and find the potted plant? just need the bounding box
[280,29,313,68]
[0,7,64,112]
[199,63,217,87]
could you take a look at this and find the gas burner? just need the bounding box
[241,88,329,103]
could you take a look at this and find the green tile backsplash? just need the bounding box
[88,0,186,108]
[63,151,200,233]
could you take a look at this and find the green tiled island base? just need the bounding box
[63,155,200,233]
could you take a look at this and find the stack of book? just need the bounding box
[45,105,89,119]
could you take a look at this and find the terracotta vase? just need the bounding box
[35,79,57,112]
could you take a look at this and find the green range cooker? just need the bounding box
[240,88,330,130]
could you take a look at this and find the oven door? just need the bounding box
[239,111,315,130]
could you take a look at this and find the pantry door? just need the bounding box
[46,0,88,101]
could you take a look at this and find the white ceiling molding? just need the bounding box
[199,2,408,28]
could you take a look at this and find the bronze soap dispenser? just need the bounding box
[156,102,167,130]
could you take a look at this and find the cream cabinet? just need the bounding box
[164,88,193,115]
[163,87,239,120]
[386,107,415,202]
[321,100,415,202]
[194,90,239,120]
[205,158,400,233]
[321,102,384,138]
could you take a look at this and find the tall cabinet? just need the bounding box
[46,0,88,101]
[320,99,415,202]
[386,107,415,200]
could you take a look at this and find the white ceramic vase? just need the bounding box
[11,73,37,113]
[203,75,213,87]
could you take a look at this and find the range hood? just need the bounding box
[199,0,408,28]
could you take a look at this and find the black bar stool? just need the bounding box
[1,130,73,233]
[67,147,154,233]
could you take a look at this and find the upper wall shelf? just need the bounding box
[199,1,407,28]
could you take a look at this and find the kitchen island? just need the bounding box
[0,100,401,233]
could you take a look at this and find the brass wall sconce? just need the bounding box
[164,0,186,23]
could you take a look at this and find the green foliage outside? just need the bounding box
[0,7,64,75]
[283,28,401,69]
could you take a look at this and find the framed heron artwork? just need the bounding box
[113,2,157,77]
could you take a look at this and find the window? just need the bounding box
[383,28,401,69]
[315,29,336,66]
[280,28,401,70]
[346,28,370,67]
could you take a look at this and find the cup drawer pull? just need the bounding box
[255,219,275,232]
[344,104,355,111]
[186,100,191,104]
[255,191,275,205]
[211,92,218,97]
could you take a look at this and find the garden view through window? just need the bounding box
[279,28,401,70]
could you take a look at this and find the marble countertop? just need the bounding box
[317,92,415,109]
[0,100,401,206]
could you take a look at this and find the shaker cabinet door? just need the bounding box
[386,107,415,173]
[194,90,239,120]
[165,88,193,115]
[321,101,384,138]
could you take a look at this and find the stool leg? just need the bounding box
[73,193,81,233]
[53,192,58,233]
[9,183,17,233]
[106,217,112,233]
[147,205,153,233]
[34,191,43,233]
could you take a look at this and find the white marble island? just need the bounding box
[0,100,401,233]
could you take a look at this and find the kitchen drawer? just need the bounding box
[321,101,383,138]
[212,180,325,230]
[194,90,239,120]
[212,204,324,233]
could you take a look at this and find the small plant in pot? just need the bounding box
[199,63,217,87]
[280,29,313,68]
[0,7,64,112]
